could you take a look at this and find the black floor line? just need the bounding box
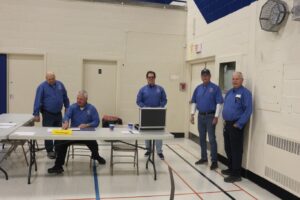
[166,144,236,200]
[168,165,175,200]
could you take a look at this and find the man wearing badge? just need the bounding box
[221,72,252,183]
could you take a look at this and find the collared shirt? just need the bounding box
[63,103,100,128]
[136,84,167,107]
[222,86,252,129]
[191,82,223,113]
[33,81,70,116]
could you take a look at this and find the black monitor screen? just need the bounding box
[140,108,166,130]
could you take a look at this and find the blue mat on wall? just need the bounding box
[0,54,7,114]
[194,0,256,24]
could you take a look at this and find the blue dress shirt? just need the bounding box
[63,103,100,128]
[33,81,70,116]
[191,82,223,113]
[222,86,252,129]
[136,84,167,107]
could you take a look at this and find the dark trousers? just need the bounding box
[42,111,62,152]
[55,140,100,167]
[223,121,244,177]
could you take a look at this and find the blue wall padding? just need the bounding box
[194,0,256,24]
[0,54,7,114]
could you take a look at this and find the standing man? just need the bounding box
[33,72,70,159]
[190,69,223,170]
[136,71,167,160]
[222,72,252,183]
[48,90,106,174]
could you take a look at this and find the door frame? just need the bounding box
[184,56,216,137]
[0,49,47,113]
[81,57,121,116]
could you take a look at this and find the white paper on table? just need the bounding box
[70,128,80,131]
[0,125,14,129]
[14,132,35,136]
[47,128,63,132]
[121,130,130,134]
[0,123,17,126]
[121,130,139,134]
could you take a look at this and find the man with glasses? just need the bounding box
[136,71,167,160]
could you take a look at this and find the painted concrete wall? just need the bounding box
[0,0,186,132]
[186,0,300,196]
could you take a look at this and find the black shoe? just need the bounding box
[158,153,164,160]
[195,159,208,165]
[221,169,231,176]
[144,151,151,156]
[224,176,242,183]
[47,151,56,159]
[210,162,218,170]
[48,165,64,174]
[96,156,106,165]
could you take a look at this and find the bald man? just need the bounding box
[33,72,70,159]
[222,72,252,183]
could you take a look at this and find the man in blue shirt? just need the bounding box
[190,69,223,170]
[136,71,167,160]
[33,72,70,159]
[222,72,252,183]
[48,90,106,174]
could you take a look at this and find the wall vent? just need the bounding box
[267,134,300,155]
[265,166,300,194]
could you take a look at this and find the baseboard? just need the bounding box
[188,132,299,200]
[170,132,184,138]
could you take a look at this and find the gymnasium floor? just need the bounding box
[0,138,280,200]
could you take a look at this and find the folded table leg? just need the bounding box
[145,140,157,180]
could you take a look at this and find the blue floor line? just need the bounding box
[93,160,100,200]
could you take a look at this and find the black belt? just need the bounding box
[42,109,62,115]
[199,111,215,115]
[225,120,237,124]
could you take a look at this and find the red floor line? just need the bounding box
[176,144,258,200]
[198,189,241,194]
[101,192,195,199]
[163,159,204,200]
[60,193,195,200]
[59,189,245,200]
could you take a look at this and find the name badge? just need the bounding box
[235,94,241,98]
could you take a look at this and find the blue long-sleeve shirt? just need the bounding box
[136,84,167,107]
[222,86,252,129]
[33,81,69,116]
[191,82,223,113]
[63,103,100,128]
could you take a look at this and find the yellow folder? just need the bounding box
[51,129,73,135]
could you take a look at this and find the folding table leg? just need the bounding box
[0,166,8,180]
[28,140,37,184]
[145,140,157,180]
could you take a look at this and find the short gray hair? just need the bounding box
[233,71,244,79]
[46,71,55,78]
[77,90,88,99]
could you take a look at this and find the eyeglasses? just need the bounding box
[147,76,155,79]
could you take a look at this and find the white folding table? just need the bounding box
[9,126,174,184]
[0,114,34,180]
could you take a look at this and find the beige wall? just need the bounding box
[186,0,300,196]
[0,0,186,132]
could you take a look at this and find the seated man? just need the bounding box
[48,90,106,174]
